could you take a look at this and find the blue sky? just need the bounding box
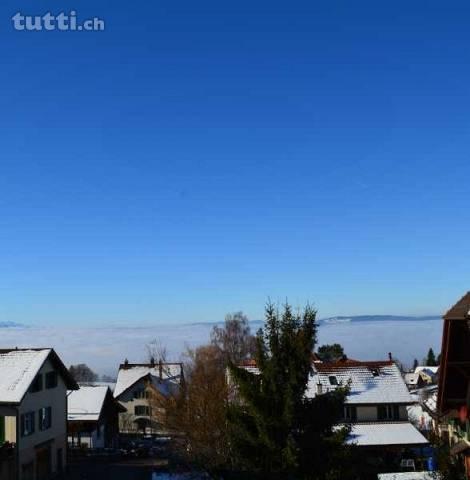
[1,0,470,325]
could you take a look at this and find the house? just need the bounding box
[114,359,183,435]
[308,359,429,450]
[407,385,438,434]
[414,367,439,385]
[67,385,125,449]
[235,357,428,451]
[0,348,78,480]
[404,373,426,390]
[437,291,470,476]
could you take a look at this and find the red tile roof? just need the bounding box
[314,360,393,372]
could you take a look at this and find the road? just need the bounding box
[66,457,168,480]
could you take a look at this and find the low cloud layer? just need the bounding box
[0,318,442,377]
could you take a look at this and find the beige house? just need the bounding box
[114,360,183,435]
[236,357,428,450]
[308,359,428,448]
[0,348,78,480]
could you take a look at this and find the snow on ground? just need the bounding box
[0,318,442,377]
[152,474,207,480]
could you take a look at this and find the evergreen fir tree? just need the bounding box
[426,348,437,366]
[228,302,350,480]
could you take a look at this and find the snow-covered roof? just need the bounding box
[79,381,115,392]
[407,404,433,431]
[404,373,420,385]
[68,386,109,422]
[415,366,439,375]
[347,422,429,446]
[114,363,182,399]
[378,473,438,480]
[423,391,437,415]
[308,361,413,404]
[0,349,51,404]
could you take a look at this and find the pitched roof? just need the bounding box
[347,422,429,447]
[68,386,109,422]
[444,291,470,319]
[404,373,420,385]
[308,360,413,404]
[0,348,78,404]
[114,362,183,399]
[414,366,438,375]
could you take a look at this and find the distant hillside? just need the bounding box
[318,315,440,325]
[0,321,24,328]
[191,315,441,328]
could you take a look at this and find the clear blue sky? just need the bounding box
[1,0,469,325]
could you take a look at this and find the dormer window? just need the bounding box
[371,368,380,377]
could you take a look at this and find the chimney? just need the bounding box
[124,358,129,369]
[150,357,155,367]
[159,360,163,380]
[388,352,393,361]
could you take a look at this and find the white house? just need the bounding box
[114,360,183,435]
[0,348,78,480]
[308,359,429,449]
[68,385,125,449]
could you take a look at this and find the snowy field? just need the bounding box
[0,318,442,377]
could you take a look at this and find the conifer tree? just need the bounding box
[426,348,437,366]
[228,302,350,480]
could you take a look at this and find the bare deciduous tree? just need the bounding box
[146,338,169,363]
[165,344,230,470]
[211,311,256,365]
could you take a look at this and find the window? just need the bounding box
[39,407,52,430]
[134,405,150,416]
[29,374,43,393]
[21,412,35,437]
[134,389,150,399]
[45,371,58,389]
[344,406,357,422]
[377,404,399,421]
[328,376,338,386]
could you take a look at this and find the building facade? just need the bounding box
[68,385,124,449]
[0,348,78,480]
[437,291,470,477]
[114,360,183,435]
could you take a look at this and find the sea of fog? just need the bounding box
[0,318,443,377]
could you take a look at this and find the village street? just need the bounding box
[66,458,162,480]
